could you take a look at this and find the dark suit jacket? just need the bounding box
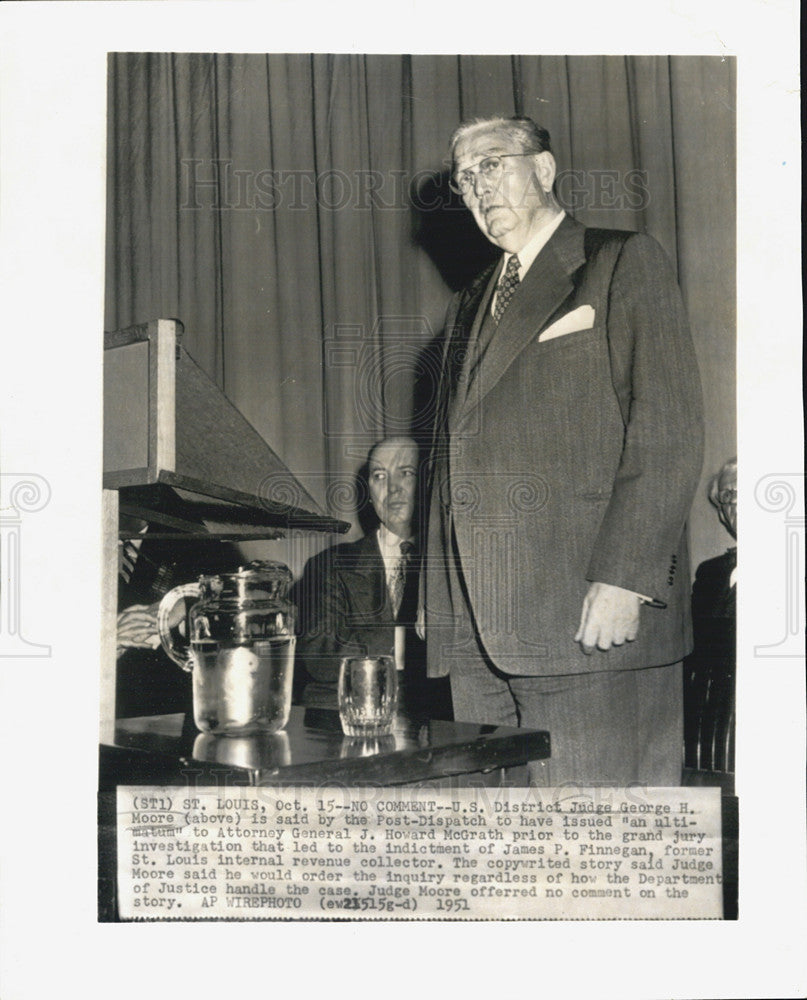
[424,215,704,677]
[296,533,451,716]
[684,547,736,771]
[692,548,736,620]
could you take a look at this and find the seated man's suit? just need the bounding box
[296,532,451,718]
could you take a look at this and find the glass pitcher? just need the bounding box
[157,560,296,735]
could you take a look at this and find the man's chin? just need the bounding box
[483,211,512,239]
[383,519,410,538]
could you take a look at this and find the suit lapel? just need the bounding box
[458,216,588,423]
[443,263,499,428]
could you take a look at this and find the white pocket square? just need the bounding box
[539,305,596,342]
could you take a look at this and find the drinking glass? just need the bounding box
[337,656,398,736]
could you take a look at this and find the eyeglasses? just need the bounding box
[449,153,534,197]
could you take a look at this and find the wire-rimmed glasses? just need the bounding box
[449,152,534,197]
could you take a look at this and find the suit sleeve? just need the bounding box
[295,549,366,685]
[586,233,704,599]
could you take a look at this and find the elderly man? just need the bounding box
[708,456,738,548]
[422,115,704,785]
[297,436,451,717]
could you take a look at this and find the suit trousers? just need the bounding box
[450,653,683,787]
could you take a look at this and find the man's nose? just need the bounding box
[471,169,491,198]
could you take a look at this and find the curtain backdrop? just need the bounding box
[106,54,735,576]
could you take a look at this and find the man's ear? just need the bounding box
[532,151,556,193]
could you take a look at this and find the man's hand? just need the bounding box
[575,582,641,654]
[116,603,160,656]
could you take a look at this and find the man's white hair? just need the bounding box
[708,456,737,507]
[449,115,552,162]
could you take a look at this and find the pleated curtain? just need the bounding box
[105,53,735,572]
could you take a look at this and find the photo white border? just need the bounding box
[1,2,803,998]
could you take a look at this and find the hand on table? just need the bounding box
[575,582,641,655]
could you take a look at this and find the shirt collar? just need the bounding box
[376,524,415,556]
[501,210,566,279]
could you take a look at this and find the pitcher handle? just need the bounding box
[157,583,201,672]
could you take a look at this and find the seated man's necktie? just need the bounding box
[391,540,415,618]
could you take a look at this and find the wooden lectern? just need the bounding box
[101,319,347,739]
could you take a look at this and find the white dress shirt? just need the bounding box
[490,209,566,315]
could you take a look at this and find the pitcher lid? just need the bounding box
[201,560,293,602]
[232,559,293,582]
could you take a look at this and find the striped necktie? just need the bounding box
[492,253,521,326]
[119,537,143,584]
[390,540,415,618]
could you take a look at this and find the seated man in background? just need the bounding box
[684,456,737,775]
[696,456,737,616]
[296,436,452,719]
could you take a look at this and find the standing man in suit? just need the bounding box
[297,436,451,718]
[422,116,704,785]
